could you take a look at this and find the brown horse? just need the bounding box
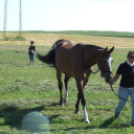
[37,39,114,123]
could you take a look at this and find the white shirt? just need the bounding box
[126,60,134,67]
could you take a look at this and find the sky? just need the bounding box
[0,0,134,32]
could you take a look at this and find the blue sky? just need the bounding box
[0,0,134,32]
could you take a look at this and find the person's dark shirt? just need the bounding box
[28,45,35,55]
[117,62,134,88]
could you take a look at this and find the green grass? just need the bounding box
[0,45,134,133]
[1,30,134,38]
[21,30,134,38]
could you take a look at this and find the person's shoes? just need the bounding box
[131,124,134,127]
[114,114,119,118]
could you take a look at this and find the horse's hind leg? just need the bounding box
[64,75,70,103]
[56,70,63,106]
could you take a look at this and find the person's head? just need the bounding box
[127,51,134,63]
[30,41,34,45]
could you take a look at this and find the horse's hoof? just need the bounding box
[60,103,64,107]
[63,98,67,103]
[85,120,90,124]
[59,102,64,107]
[64,99,67,103]
[74,110,79,114]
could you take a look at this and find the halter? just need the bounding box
[99,53,113,77]
[90,68,99,74]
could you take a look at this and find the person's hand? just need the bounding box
[109,82,113,86]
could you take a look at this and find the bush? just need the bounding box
[15,35,25,41]
[4,36,25,41]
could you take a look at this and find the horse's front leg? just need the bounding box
[75,92,81,113]
[75,70,91,114]
[56,70,63,106]
[76,79,90,123]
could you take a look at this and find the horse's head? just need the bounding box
[97,46,114,83]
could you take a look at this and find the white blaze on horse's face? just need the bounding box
[107,56,112,71]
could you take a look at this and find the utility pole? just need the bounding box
[19,0,22,37]
[3,0,8,40]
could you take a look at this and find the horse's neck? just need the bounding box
[84,47,103,67]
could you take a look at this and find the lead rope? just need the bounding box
[110,85,133,102]
[90,68,99,74]
[90,69,130,102]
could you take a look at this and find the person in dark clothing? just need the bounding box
[28,41,36,65]
[109,51,134,126]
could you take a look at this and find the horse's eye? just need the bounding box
[103,61,107,64]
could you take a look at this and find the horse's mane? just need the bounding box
[84,44,103,49]
[76,43,103,50]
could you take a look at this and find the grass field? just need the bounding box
[0,32,134,133]
[0,47,133,134]
[0,31,134,47]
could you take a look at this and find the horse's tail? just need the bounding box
[37,39,64,67]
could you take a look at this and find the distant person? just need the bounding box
[109,51,134,126]
[28,41,36,66]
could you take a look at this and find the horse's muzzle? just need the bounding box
[101,71,113,83]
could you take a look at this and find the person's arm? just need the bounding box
[31,50,35,53]
[109,73,120,86]
[31,46,36,53]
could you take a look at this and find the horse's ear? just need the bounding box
[108,46,114,54]
[103,47,108,53]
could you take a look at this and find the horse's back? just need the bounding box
[55,40,75,76]
[55,40,85,77]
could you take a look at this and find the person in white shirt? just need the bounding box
[109,51,134,126]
